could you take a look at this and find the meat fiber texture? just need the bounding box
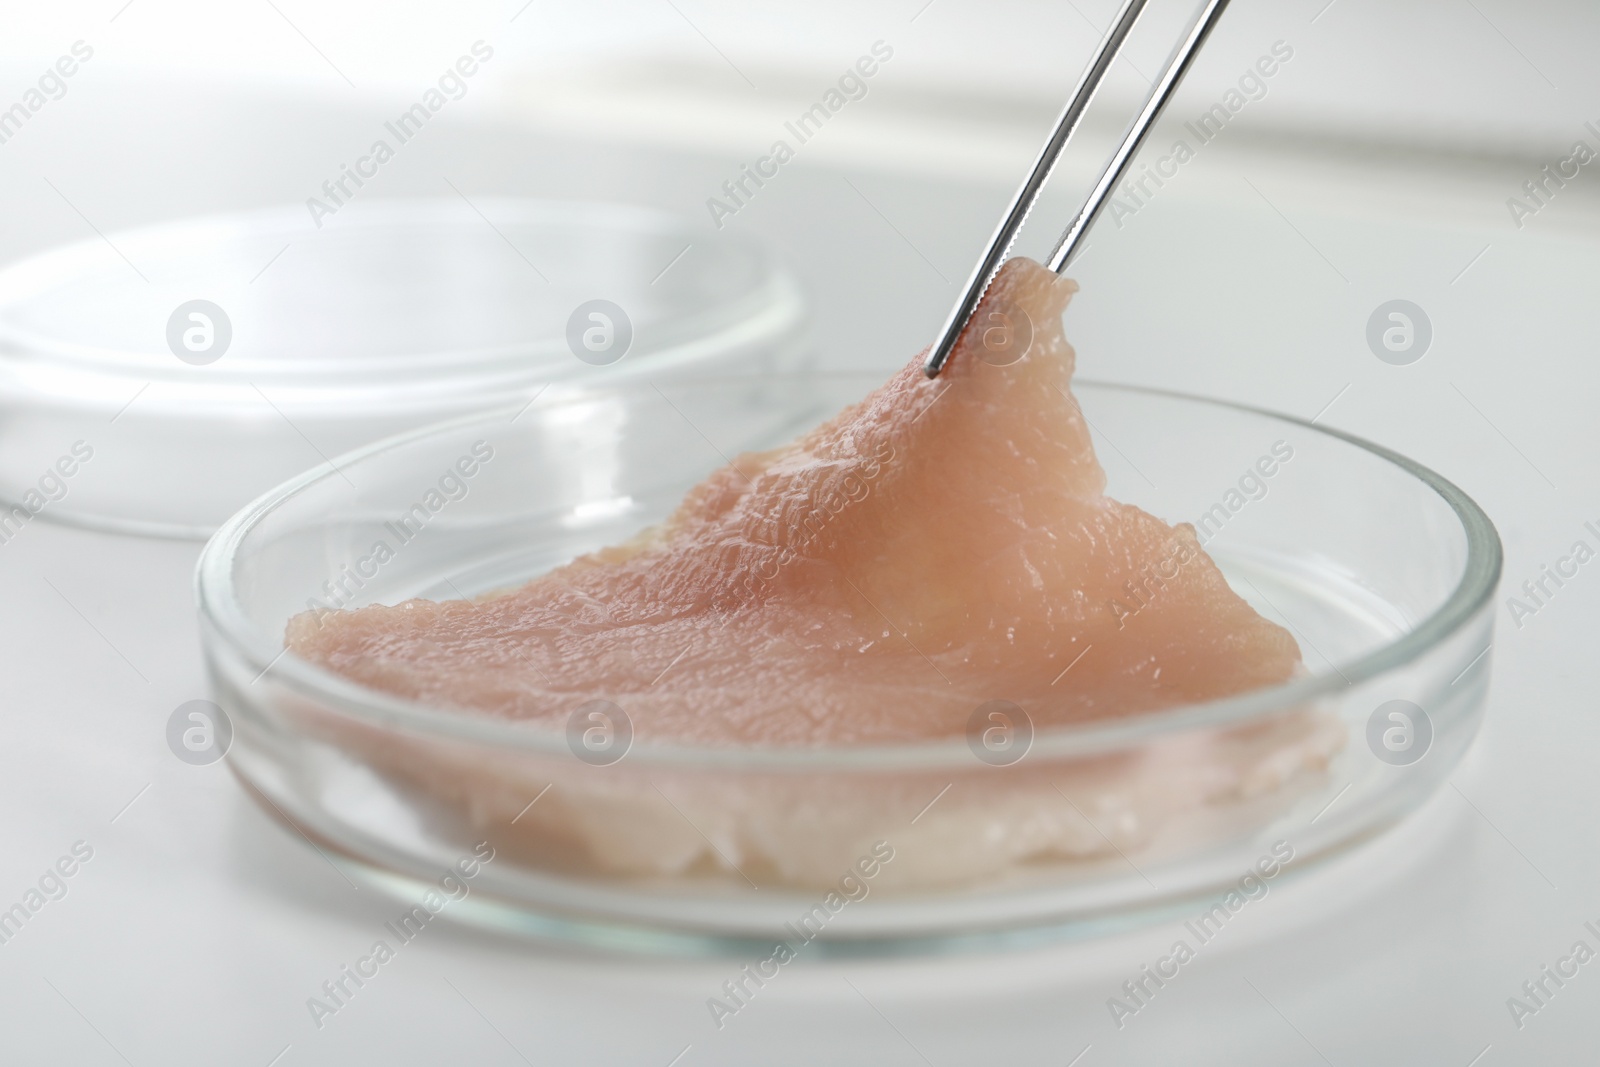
[286,258,1342,890]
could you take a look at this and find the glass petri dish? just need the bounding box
[0,199,807,538]
[195,375,1500,954]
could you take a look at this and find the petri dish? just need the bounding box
[0,198,807,538]
[196,375,1500,953]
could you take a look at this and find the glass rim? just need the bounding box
[0,197,800,384]
[195,375,1503,771]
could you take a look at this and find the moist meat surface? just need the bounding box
[288,258,1301,745]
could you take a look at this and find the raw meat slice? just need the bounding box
[288,258,1301,743]
[283,257,1340,890]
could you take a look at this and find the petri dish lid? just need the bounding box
[0,198,809,537]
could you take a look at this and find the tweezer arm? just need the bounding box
[1047,0,1233,273]
[924,0,1234,378]
[921,0,1149,379]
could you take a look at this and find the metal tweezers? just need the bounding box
[923,0,1233,378]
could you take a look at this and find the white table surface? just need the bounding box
[3,65,1600,1065]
